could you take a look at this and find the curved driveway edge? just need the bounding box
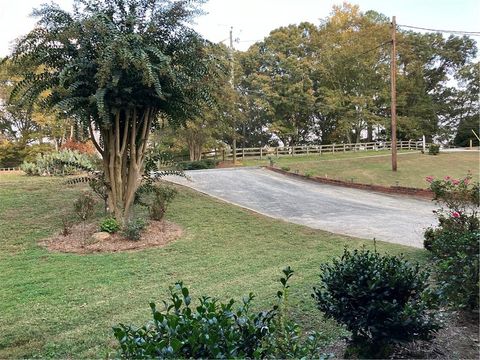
[164,167,436,248]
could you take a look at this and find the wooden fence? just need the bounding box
[202,140,427,161]
[0,167,21,172]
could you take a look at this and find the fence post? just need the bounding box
[343,144,346,153]
[242,148,245,159]
[276,147,279,157]
[260,147,263,159]
[222,149,225,161]
[333,144,335,153]
[292,146,294,156]
[306,146,309,155]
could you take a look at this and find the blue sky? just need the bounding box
[0,0,478,56]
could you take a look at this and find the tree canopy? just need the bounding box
[7,0,215,221]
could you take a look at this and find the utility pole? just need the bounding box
[229,26,237,165]
[390,16,398,171]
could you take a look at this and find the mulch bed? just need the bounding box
[41,220,183,254]
[324,310,479,359]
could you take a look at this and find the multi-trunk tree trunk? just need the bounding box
[89,107,154,223]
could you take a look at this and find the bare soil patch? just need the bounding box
[41,220,183,254]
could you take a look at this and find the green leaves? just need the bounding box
[8,0,214,130]
[112,267,328,359]
[313,247,439,357]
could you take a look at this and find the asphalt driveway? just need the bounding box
[165,167,437,247]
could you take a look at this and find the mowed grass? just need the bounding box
[0,174,427,358]
[245,151,479,188]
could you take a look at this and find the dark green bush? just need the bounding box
[122,218,146,241]
[177,159,218,170]
[430,230,479,309]
[313,248,439,358]
[100,217,120,233]
[113,267,328,359]
[428,144,440,155]
[281,166,290,172]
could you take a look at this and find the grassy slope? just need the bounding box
[244,151,479,188]
[0,174,427,358]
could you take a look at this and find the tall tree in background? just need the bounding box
[238,23,317,146]
[395,31,477,141]
[313,4,390,143]
[452,62,479,146]
[8,0,212,222]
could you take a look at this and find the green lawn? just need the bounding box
[0,173,427,358]
[244,151,479,188]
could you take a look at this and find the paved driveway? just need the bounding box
[165,167,437,248]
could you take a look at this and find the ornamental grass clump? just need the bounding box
[313,248,439,358]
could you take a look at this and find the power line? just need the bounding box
[356,40,391,58]
[398,24,480,36]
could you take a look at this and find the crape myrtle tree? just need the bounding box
[8,0,214,222]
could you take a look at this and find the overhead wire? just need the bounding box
[397,24,480,36]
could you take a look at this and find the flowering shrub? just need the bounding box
[424,173,479,310]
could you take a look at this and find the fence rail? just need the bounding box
[0,167,21,172]
[201,140,427,161]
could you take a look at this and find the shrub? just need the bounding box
[100,217,120,233]
[149,186,177,221]
[20,149,95,176]
[20,161,37,175]
[313,248,439,358]
[267,156,276,167]
[177,159,218,170]
[113,267,328,359]
[74,192,97,240]
[73,192,96,223]
[281,166,290,172]
[135,184,178,221]
[60,214,74,236]
[430,230,479,309]
[424,174,479,309]
[304,170,314,178]
[122,218,146,241]
[428,144,440,155]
